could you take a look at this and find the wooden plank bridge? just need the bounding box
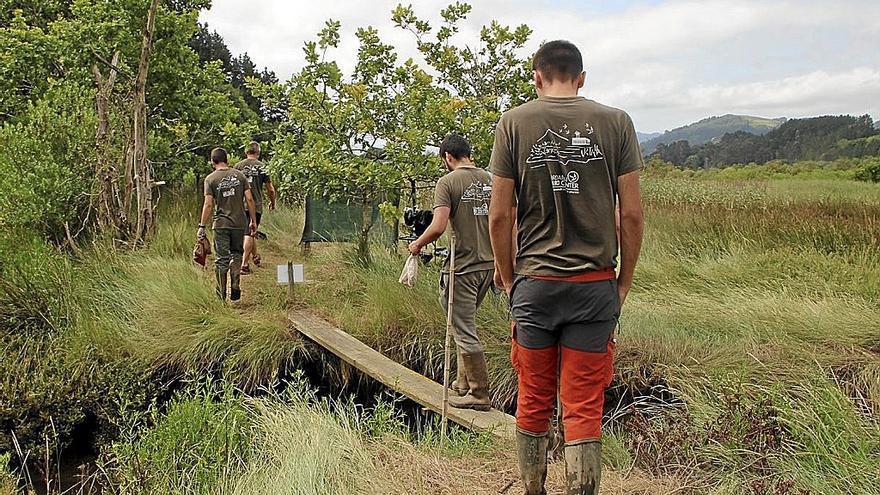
[287,309,516,440]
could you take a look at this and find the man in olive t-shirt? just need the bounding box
[408,133,494,411]
[198,148,257,302]
[488,41,644,495]
[235,141,276,274]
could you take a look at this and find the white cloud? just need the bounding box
[201,0,880,131]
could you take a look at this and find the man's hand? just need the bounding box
[197,225,206,241]
[248,220,257,236]
[493,269,505,291]
[617,280,631,310]
[408,240,421,256]
[489,176,517,297]
[268,201,276,211]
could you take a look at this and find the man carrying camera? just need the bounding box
[408,133,495,411]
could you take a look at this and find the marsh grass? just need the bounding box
[0,453,16,495]
[288,175,880,492]
[4,172,879,493]
[100,382,252,495]
[95,374,508,495]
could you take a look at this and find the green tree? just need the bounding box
[258,20,455,263]
[392,2,534,165]
[0,0,265,243]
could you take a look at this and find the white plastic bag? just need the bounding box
[398,254,419,288]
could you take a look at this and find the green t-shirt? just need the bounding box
[204,168,251,230]
[234,158,271,213]
[433,166,495,274]
[490,96,643,277]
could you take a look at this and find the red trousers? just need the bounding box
[511,326,615,442]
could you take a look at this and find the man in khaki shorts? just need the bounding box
[409,133,495,411]
[489,40,644,494]
[234,141,276,274]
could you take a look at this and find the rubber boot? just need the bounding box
[564,440,601,495]
[215,267,228,301]
[229,258,242,301]
[450,350,469,397]
[449,351,491,411]
[516,429,549,495]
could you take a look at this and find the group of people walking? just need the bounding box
[408,40,644,494]
[198,39,644,495]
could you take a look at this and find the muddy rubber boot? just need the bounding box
[564,440,602,495]
[450,350,469,397]
[449,351,491,411]
[215,267,228,301]
[229,259,242,301]
[517,429,549,495]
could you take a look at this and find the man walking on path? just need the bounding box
[198,148,258,301]
[235,141,276,274]
[488,40,644,494]
[409,133,495,411]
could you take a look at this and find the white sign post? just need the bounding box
[278,262,305,301]
[276,263,305,284]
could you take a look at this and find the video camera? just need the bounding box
[400,207,448,264]
[403,208,433,239]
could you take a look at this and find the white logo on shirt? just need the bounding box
[550,171,580,194]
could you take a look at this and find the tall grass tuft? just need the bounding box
[100,383,252,495]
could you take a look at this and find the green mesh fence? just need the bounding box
[300,195,396,245]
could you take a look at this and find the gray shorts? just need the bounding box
[439,269,494,354]
[510,277,619,352]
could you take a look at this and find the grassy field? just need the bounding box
[2,170,879,494]
[285,175,880,493]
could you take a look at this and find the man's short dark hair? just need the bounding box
[439,133,471,160]
[532,40,583,83]
[211,147,228,164]
[246,141,260,156]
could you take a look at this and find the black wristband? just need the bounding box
[198,224,205,228]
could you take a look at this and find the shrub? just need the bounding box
[854,158,880,183]
[0,81,97,243]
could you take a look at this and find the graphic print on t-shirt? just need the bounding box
[526,122,605,169]
[460,181,492,216]
[217,175,242,198]
[525,122,605,195]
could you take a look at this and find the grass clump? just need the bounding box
[0,453,17,495]
[0,198,302,481]
[99,383,252,495]
[96,374,505,495]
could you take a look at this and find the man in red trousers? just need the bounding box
[488,40,645,495]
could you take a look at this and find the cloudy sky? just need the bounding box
[201,0,880,133]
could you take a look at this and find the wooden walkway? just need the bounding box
[287,309,516,440]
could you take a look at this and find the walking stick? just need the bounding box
[441,230,456,444]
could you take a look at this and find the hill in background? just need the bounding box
[637,131,661,143]
[641,114,787,154]
[650,114,879,167]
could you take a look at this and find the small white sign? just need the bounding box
[277,264,305,284]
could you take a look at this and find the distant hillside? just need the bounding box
[637,131,661,143]
[651,114,879,167]
[642,114,786,154]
